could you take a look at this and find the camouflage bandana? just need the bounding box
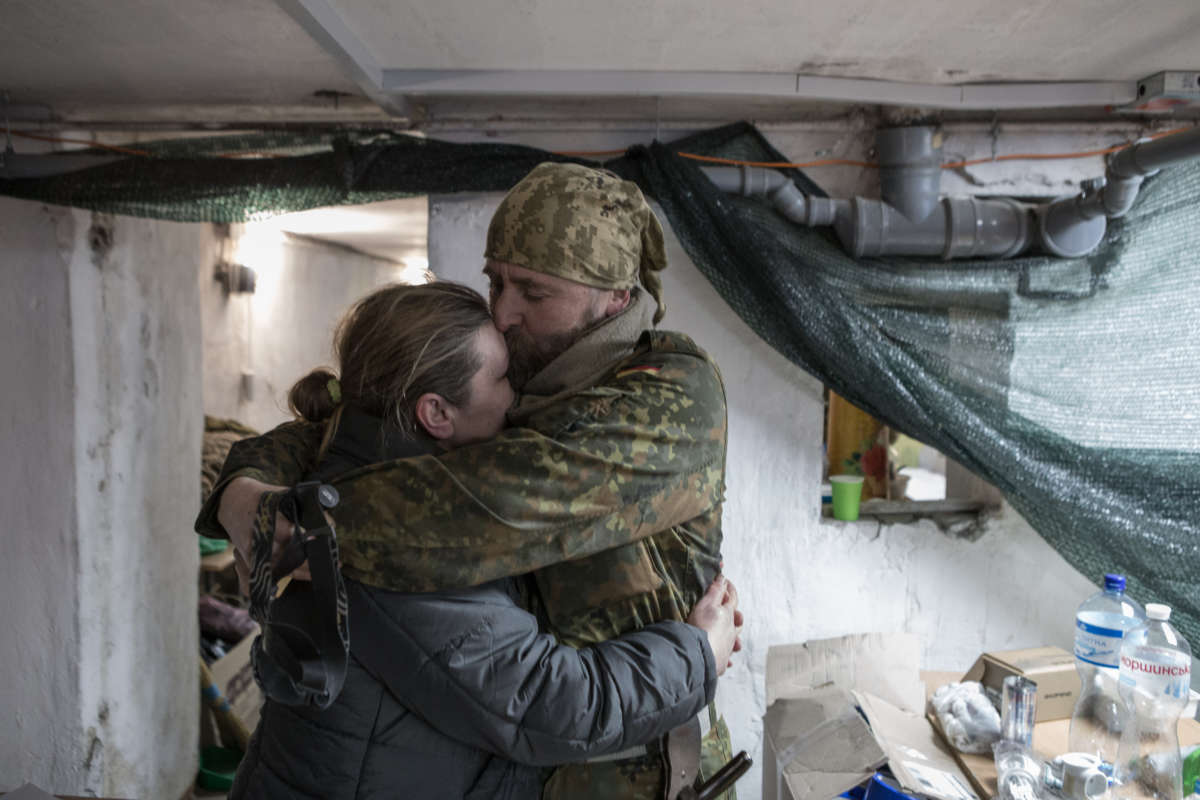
[486,162,669,323]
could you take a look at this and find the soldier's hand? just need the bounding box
[687,574,743,676]
[217,476,309,590]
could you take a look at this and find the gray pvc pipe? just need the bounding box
[700,125,1199,261]
[699,166,841,226]
[1109,125,1200,177]
[702,164,1033,259]
[699,165,788,196]
[835,196,1033,259]
[1039,126,1200,255]
[771,182,842,227]
[875,126,942,223]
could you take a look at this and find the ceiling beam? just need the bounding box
[381,69,1137,111]
[270,0,410,118]
[273,0,1139,115]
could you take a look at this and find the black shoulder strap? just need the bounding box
[248,482,350,710]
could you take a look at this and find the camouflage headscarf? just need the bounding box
[485,162,669,323]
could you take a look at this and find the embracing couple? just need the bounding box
[198,162,743,800]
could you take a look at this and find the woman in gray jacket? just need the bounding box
[228,282,739,800]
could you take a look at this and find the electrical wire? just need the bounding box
[7,125,1196,170]
[11,130,153,157]
[940,126,1193,169]
[559,126,1196,170]
[9,131,286,160]
[676,152,877,169]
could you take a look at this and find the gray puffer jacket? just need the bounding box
[229,409,718,799]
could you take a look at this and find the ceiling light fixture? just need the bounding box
[214,260,257,294]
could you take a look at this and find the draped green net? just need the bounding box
[4,123,1197,643]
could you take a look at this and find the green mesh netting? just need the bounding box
[3,123,1197,644]
[0,131,589,222]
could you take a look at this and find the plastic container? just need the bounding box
[197,745,242,791]
[1184,750,1200,799]
[1069,573,1145,764]
[831,475,865,521]
[1114,603,1193,800]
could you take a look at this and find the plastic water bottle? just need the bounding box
[1069,574,1145,764]
[1114,603,1193,800]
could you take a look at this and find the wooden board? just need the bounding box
[200,547,235,572]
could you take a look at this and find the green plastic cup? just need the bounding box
[830,475,865,521]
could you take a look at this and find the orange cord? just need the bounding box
[558,125,1195,170]
[9,130,287,160]
[10,125,1195,170]
[554,149,628,157]
[11,130,154,157]
[675,152,876,169]
[940,126,1193,168]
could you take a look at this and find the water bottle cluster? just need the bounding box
[1069,575,1194,800]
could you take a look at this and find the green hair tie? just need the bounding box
[327,378,342,405]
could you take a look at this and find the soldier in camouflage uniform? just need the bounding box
[198,162,737,800]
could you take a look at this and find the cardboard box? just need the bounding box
[763,686,887,800]
[764,634,978,800]
[961,647,1077,723]
[856,690,978,800]
[201,627,263,749]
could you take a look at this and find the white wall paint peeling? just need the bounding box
[0,200,86,791]
[427,122,1110,794]
[68,211,204,798]
[0,199,202,798]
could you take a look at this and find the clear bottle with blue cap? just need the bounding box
[1068,573,1145,766]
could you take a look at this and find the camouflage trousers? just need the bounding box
[541,708,736,800]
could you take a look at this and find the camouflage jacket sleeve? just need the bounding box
[193,420,324,539]
[327,331,725,591]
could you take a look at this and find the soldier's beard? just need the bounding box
[505,312,602,391]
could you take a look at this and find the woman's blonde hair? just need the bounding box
[288,282,493,452]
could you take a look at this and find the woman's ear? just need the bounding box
[414,392,455,441]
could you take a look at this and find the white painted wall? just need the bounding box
[428,122,1113,796]
[202,228,417,434]
[1,200,85,791]
[0,198,204,798]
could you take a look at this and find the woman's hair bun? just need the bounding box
[288,368,339,422]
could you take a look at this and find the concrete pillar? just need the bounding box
[0,198,205,798]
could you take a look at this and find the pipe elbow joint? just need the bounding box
[770,182,838,227]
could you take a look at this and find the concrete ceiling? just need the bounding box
[333,0,1198,82]
[0,0,357,108]
[6,0,1195,263]
[2,0,1198,123]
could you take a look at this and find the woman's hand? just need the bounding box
[218,476,310,588]
[687,574,744,676]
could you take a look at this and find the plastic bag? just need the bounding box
[932,681,1002,754]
